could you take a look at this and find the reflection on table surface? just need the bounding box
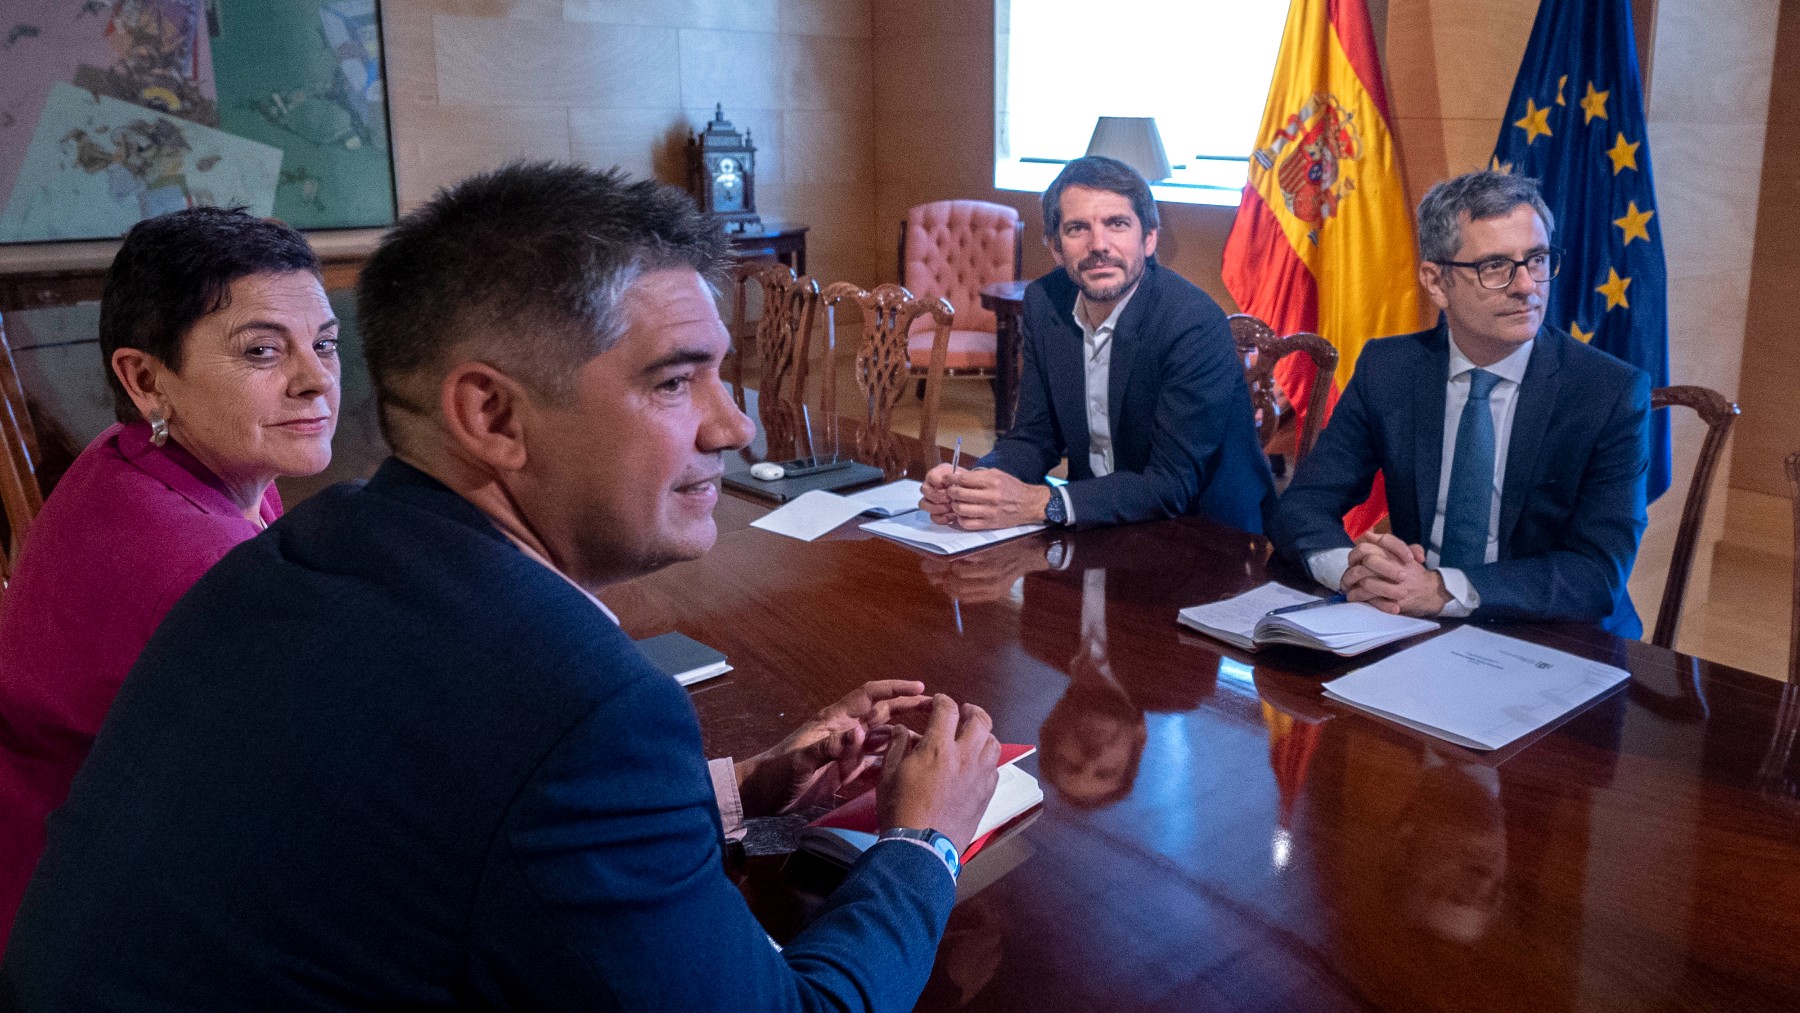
[608,516,1800,1011]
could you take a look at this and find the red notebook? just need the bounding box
[798,744,1040,867]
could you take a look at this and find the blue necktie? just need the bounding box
[1440,368,1501,570]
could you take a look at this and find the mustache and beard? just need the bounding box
[1070,251,1144,304]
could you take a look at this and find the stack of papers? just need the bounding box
[747,482,928,543]
[1322,625,1631,751]
[1177,581,1438,656]
[860,511,1046,556]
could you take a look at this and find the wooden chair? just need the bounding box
[1226,313,1338,468]
[1647,385,1740,650]
[0,312,46,584]
[819,283,952,480]
[1787,451,1799,683]
[750,264,821,462]
[724,258,768,411]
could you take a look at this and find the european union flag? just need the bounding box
[1491,0,1670,500]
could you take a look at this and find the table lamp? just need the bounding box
[1084,116,1172,183]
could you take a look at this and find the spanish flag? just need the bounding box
[1222,0,1426,537]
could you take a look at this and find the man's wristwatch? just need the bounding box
[1043,489,1068,527]
[879,827,961,880]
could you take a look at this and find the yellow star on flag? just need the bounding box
[1580,82,1610,124]
[1606,133,1640,174]
[1596,268,1632,310]
[1614,202,1654,245]
[1490,156,1513,174]
[1570,321,1593,343]
[1556,75,1569,106]
[1514,98,1554,146]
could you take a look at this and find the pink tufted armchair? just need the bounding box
[898,200,1023,414]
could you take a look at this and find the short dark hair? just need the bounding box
[1417,170,1555,263]
[99,207,320,422]
[357,161,728,442]
[1041,155,1160,247]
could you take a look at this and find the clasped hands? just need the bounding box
[920,463,1051,531]
[733,679,1000,851]
[1340,532,1453,616]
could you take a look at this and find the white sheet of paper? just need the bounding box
[1322,625,1631,750]
[861,511,1045,555]
[749,490,867,541]
[845,479,924,517]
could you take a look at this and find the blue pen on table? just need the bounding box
[1264,593,1348,617]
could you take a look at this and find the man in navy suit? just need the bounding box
[3,164,1001,1011]
[1270,171,1649,636]
[920,156,1272,533]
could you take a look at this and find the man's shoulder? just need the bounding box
[1347,326,1440,377]
[1131,262,1226,331]
[1543,327,1647,393]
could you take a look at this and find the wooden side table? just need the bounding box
[979,279,1029,435]
[726,224,808,275]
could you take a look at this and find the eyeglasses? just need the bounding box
[1437,248,1562,290]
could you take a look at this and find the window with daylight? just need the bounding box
[997,0,1290,206]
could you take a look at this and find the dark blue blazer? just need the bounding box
[979,261,1274,532]
[1270,323,1650,637]
[2,460,955,1012]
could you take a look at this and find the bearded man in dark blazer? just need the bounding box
[920,156,1273,534]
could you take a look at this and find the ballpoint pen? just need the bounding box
[952,436,963,474]
[1264,593,1348,617]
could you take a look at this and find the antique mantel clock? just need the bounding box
[687,104,763,235]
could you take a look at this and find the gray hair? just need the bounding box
[1416,171,1555,263]
[357,161,727,443]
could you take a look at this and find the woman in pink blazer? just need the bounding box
[0,208,340,947]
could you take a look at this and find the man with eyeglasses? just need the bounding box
[1270,170,1650,636]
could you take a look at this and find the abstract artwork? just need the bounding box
[0,0,395,243]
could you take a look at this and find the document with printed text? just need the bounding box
[1322,625,1631,750]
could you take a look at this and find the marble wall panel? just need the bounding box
[391,102,572,208]
[680,30,786,110]
[781,0,872,39]
[563,0,776,30]
[567,107,690,184]
[434,17,680,107]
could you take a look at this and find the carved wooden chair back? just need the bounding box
[1787,451,1799,683]
[1227,313,1338,465]
[724,258,768,411]
[0,312,46,584]
[819,282,952,480]
[752,264,821,461]
[1647,385,1740,649]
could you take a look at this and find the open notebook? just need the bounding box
[797,745,1040,867]
[1178,581,1439,656]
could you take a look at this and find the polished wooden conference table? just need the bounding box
[607,467,1800,1011]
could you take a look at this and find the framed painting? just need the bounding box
[0,0,396,243]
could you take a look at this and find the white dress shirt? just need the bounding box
[1307,333,1533,617]
[1055,283,1139,524]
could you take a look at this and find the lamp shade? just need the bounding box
[1084,116,1172,182]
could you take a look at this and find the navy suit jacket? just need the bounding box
[979,261,1273,532]
[2,460,955,1012]
[1270,322,1650,637]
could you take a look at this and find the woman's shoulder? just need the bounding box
[34,425,257,550]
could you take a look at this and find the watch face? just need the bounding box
[711,156,743,212]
